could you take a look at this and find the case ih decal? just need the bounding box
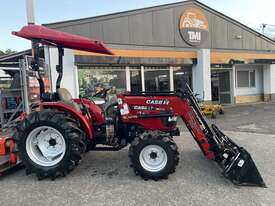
[179,8,209,46]
[145,99,170,105]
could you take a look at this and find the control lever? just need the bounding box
[79,95,91,118]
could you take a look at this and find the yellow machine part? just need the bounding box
[199,103,224,118]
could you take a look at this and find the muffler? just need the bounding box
[212,124,266,187]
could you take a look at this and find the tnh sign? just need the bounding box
[179,8,209,46]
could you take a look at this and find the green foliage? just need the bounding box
[0,49,17,56]
[5,49,17,55]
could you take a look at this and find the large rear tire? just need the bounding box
[129,131,179,181]
[16,109,85,180]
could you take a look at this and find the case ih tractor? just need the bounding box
[0,25,265,187]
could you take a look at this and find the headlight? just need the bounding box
[117,98,123,105]
[168,116,177,122]
[120,103,129,115]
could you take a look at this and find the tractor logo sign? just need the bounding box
[179,8,209,46]
[146,99,170,105]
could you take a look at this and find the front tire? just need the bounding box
[129,132,179,180]
[16,109,85,180]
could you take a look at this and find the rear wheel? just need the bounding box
[16,109,85,180]
[26,126,66,167]
[129,132,179,180]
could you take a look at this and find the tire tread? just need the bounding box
[15,109,85,180]
[128,131,179,181]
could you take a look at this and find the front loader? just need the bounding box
[0,24,265,187]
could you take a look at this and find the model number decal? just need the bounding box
[132,105,150,110]
[131,105,165,111]
[145,99,170,105]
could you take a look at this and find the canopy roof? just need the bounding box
[12,24,113,55]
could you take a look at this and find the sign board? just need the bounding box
[179,8,209,46]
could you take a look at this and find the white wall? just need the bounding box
[192,49,211,101]
[263,64,275,95]
[235,65,263,96]
[270,65,275,94]
[44,46,79,98]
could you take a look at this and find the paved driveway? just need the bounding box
[211,102,275,134]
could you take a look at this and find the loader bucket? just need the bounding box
[211,124,266,187]
[222,147,266,187]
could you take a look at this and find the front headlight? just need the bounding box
[168,116,177,122]
[120,103,130,115]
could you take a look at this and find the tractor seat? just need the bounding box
[57,88,81,112]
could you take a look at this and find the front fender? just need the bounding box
[40,102,93,139]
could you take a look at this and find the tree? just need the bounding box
[0,49,17,56]
[5,49,16,55]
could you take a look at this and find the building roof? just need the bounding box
[0,49,44,68]
[0,49,31,62]
[0,49,32,68]
[44,0,275,45]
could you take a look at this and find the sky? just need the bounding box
[1,0,275,52]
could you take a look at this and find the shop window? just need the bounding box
[250,70,255,87]
[78,66,126,97]
[237,70,255,88]
[130,67,142,92]
[144,67,170,92]
[173,67,192,91]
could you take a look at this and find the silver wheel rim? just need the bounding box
[26,126,66,167]
[139,145,168,172]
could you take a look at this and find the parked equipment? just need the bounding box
[0,25,265,187]
[0,127,23,176]
[199,103,224,119]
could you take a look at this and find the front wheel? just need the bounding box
[129,132,179,180]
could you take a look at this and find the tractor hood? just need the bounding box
[12,24,113,55]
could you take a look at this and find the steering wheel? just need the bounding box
[92,88,111,100]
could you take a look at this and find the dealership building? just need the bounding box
[44,0,275,104]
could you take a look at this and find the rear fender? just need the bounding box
[40,102,93,139]
[73,98,105,125]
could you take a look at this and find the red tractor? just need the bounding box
[0,25,265,186]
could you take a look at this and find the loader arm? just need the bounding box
[175,86,265,187]
[178,100,215,160]
[176,86,222,160]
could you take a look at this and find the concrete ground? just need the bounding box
[0,102,274,206]
[211,101,275,134]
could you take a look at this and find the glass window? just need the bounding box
[237,70,256,88]
[78,66,126,97]
[130,67,142,92]
[250,70,255,87]
[144,67,170,92]
[0,70,13,90]
[173,67,192,91]
[237,71,249,87]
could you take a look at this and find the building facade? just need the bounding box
[44,0,275,104]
